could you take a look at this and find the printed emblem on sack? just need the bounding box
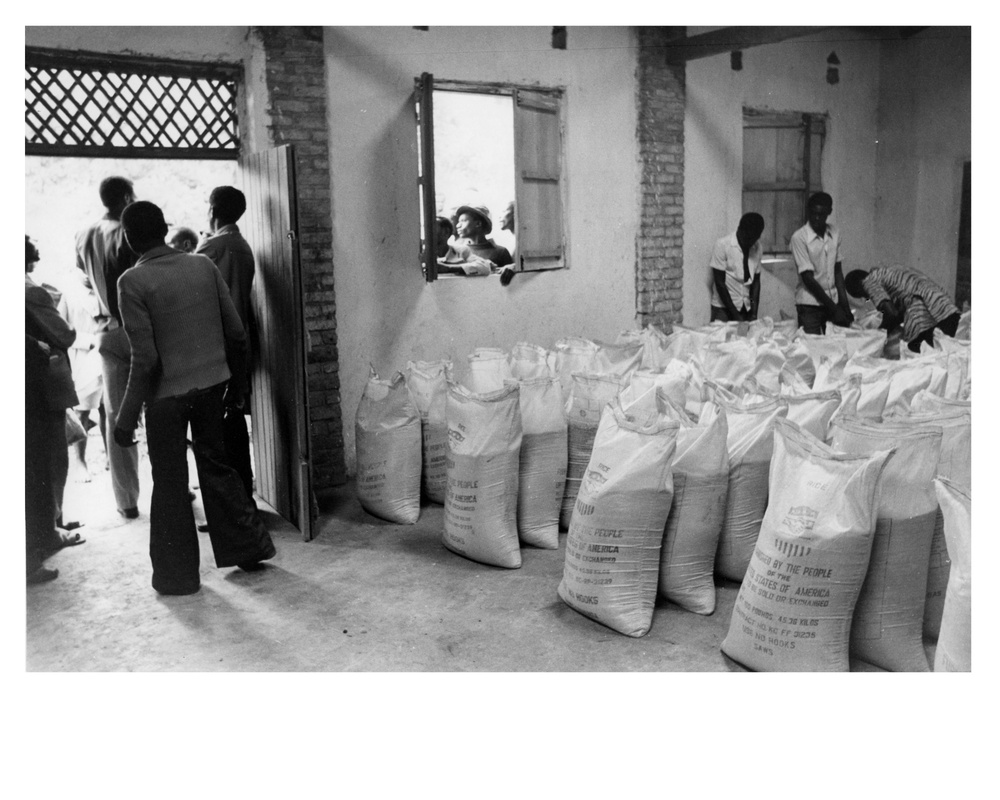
[781,505,818,536]
[582,469,607,495]
[448,427,465,443]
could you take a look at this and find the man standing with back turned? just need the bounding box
[196,186,256,502]
[75,176,141,519]
[114,201,275,596]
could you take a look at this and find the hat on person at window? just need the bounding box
[455,204,492,235]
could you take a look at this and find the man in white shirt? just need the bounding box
[709,212,765,322]
[790,192,853,334]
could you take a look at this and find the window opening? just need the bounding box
[415,74,565,282]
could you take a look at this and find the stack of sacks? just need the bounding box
[887,395,971,640]
[821,322,888,360]
[558,396,680,637]
[511,344,568,547]
[829,416,943,671]
[721,419,892,671]
[510,342,551,380]
[466,347,513,393]
[619,384,730,614]
[405,359,452,504]
[814,354,890,419]
[616,324,670,369]
[658,397,730,614]
[551,337,600,400]
[911,334,970,400]
[702,338,756,389]
[512,372,567,550]
[659,323,728,366]
[627,363,692,414]
[591,339,643,378]
[442,381,523,568]
[933,478,971,672]
[777,334,816,388]
[355,367,422,524]
[560,372,626,529]
[713,393,788,582]
[764,378,841,441]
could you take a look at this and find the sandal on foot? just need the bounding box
[57,531,86,549]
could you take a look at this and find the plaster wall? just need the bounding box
[873,28,971,293]
[683,29,882,326]
[324,26,642,473]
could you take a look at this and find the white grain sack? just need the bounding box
[658,400,730,615]
[551,337,599,400]
[714,395,788,582]
[721,419,892,671]
[885,404,970,640]
[933,478,971,672]
[510,342,552,381]
[355,367,422,524]
[406,359,452,504]
[560,372,626,530]
[558,398,679,637]
[782,389,842,441]
[830,416,943,671]
[443,382,523,568]
[466,347,513,393]
[516,376,567,549]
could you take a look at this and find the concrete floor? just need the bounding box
[26,430,933,672]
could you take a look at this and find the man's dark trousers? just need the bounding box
[223,400,254,503]
[796,304,832,335]
[145,382,273,594]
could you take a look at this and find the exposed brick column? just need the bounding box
[254,26,346,494]
[635,26,686,331]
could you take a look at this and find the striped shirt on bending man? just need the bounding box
[857,266,960,343]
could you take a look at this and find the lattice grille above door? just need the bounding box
[26,48,241,160]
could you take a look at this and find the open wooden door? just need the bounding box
[238,145,314,540]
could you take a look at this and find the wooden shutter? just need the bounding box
[415,73,437,282]
[514,89,565,272]
[239,145,314,541]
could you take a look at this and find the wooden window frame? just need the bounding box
[742,108,826,255]
[25,47,242,160]
[415,74,567,283]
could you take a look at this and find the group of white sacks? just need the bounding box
[354,311,971,671]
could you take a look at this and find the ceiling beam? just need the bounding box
[664,26,834,65]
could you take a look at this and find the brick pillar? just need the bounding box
[635,26,686,331]
[254,26,347,494]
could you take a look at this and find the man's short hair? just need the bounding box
[844,269,870,299]
[25,235,39,266]
[435,216,454,238]
[169,227,199,252]
[209,186,247,225]
[121,201,168,244]
[737,212,766,241]
[99,176,135,210]
[807,191,833,212]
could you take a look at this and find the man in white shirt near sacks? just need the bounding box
[709,212,765,323]
[790,192,854,334]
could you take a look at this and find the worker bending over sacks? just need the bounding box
[845,265,961,353]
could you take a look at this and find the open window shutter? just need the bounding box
[415,72,437,282]
[514,89,565,271]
